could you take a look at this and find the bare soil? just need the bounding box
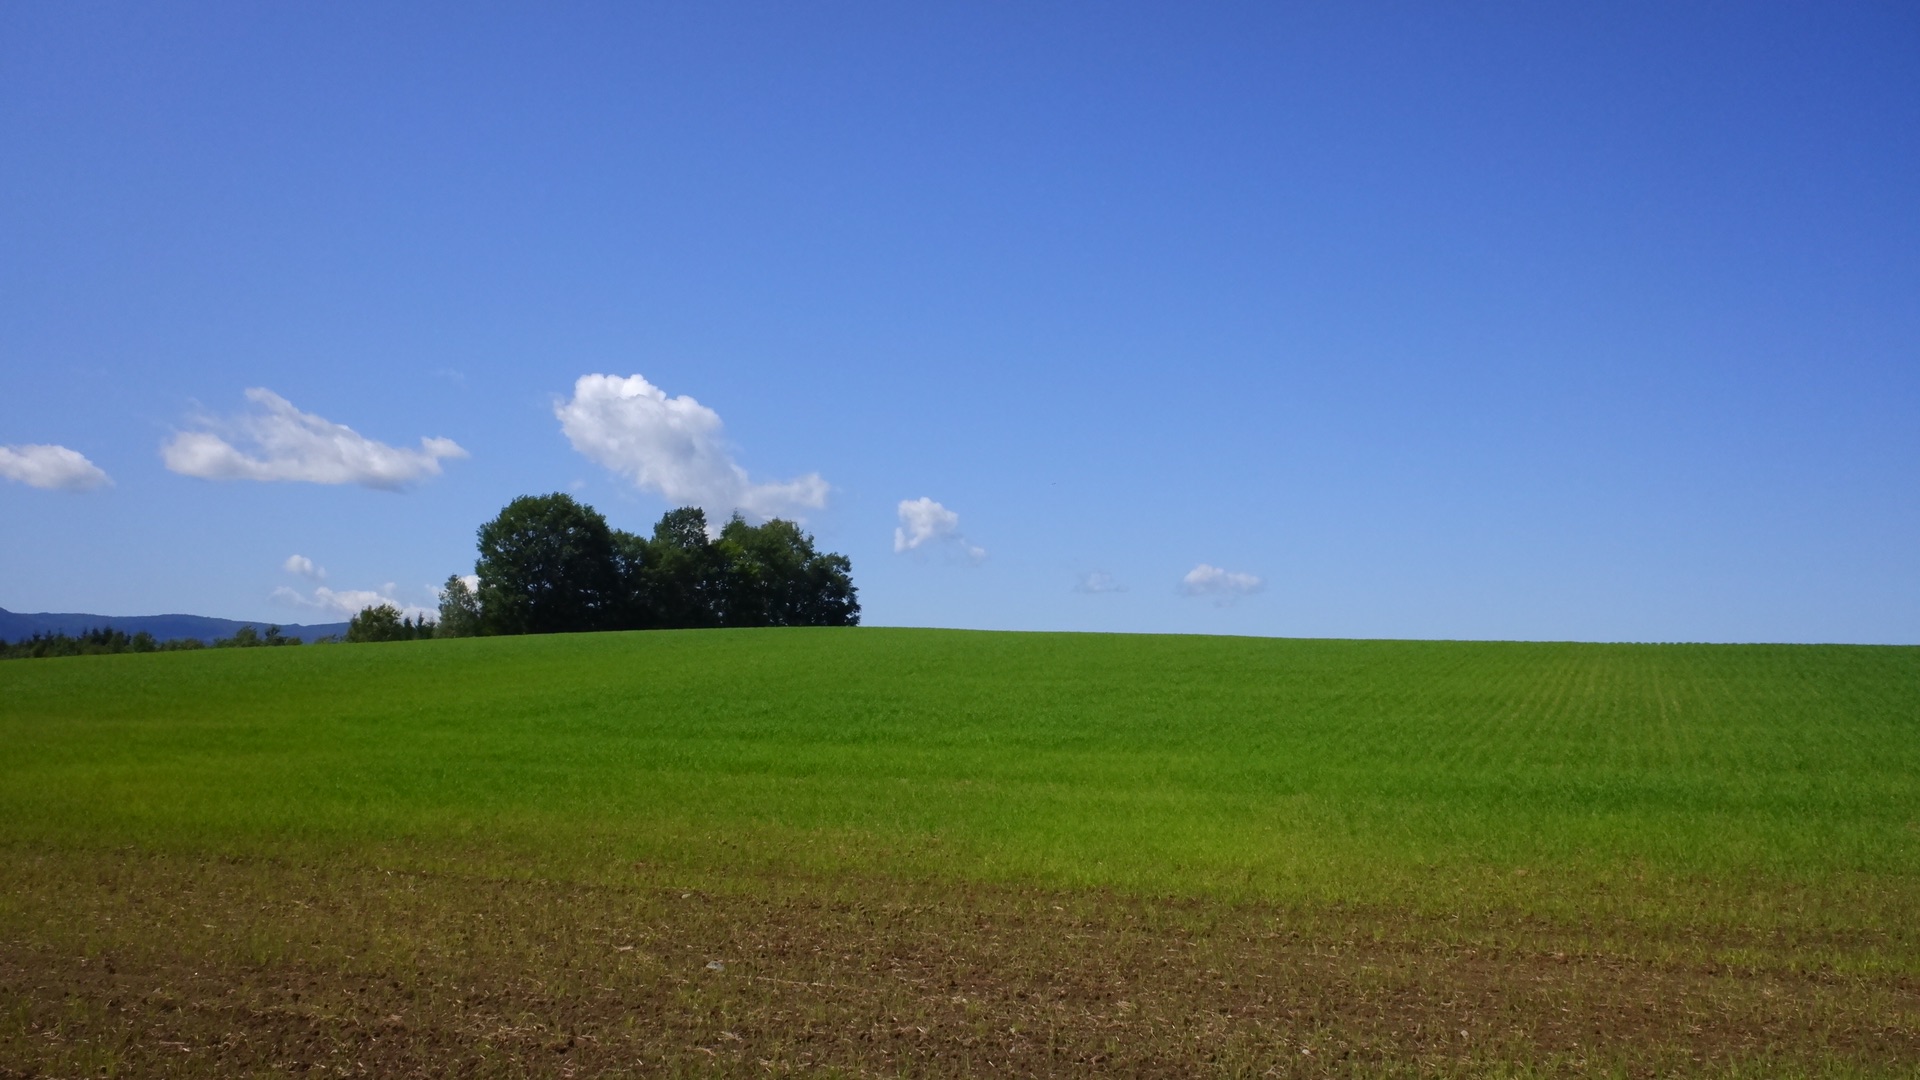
[2,851,1915,1077]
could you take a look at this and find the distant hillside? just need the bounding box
[0,607,350,645]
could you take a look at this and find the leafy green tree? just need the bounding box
[436,575,483,638]
[640,506,722,629]
[463,495,859,636]
[605,527,655,631]
[347,604,399,642]
[216,625,261,648]
[475,493,622,635]
[214,624,301,648]
[713,515,860,627]
[214,622,303,645]
[652,505,709,552]
[347,604,415,643]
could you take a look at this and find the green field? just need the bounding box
[4,629,1918,1075]
[6,629,1917,908]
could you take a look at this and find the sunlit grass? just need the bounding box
[2,628,1916,940]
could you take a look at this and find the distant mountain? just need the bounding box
[0,607,350,645]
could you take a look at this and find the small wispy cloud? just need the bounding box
[556,373,828,522]
[1074,570,1126,594]
[1179,563,1264,605]
[894,497,986,563]
[0,444,111,492]
[271,581,433,621]
[162,388,467,491]
[283,554,326,581]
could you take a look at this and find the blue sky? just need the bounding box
[2,2,1914,643]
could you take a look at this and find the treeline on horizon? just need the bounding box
[4,494,858,659]
[435,494,859,637]
[0,623,310,660]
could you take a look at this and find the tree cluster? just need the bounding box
[345,604,436,643]
[214,624,304,648]
[7,493,861,659]
[0,625,301,660]
[446,494,859,636]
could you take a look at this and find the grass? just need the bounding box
[4,629,1915,903]
[2,628,1917,1075]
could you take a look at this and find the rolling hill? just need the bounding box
[3,628,1915,1074]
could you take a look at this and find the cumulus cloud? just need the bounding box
[0,444,111,491]
[283,554,326,581]
[162,388,467,490]
[1179,563,1264,604]
[893,497,959,552]
[270,582,433,621]
[894,497,986,563]
[555,374,828,521]
[1074,571,1126,594]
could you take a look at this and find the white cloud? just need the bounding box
[0,444,111,491]
[894,497,959,552]
[283,554,326,581]
[1179,563,1264,604]
[1074,571,1126,594]
[271,582,433,622]
[555,374,828,521]
[162,388,467,491]
[894,497,987,563]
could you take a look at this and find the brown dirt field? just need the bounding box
[2,850,1916,1077]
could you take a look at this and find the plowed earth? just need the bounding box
[3,852,1915,1078]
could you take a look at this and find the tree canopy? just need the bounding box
[435,575,482,638]
[476,493,623,636]
[470,494,857,635]
[346,604,434,643]
[713,514,860,628]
